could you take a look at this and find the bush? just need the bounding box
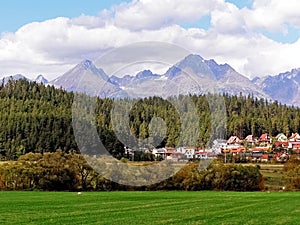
[201,162,264,191]
[284,156,300,190]
[0,152,97,191]
[148,161,264,191]
[0,154,265,191]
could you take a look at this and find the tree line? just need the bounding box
[0,152,264,191]
[0,79,300,160]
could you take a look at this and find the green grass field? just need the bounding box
[259,164,286,190]
[0,191,299,225]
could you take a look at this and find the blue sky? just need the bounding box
[0,0,299,79]
[1,0,253,33]
[226,0,253,9]
[1,0,297,44]
[263,27,300,44]
[0,0,129,32]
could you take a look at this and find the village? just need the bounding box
[124,133,300,162]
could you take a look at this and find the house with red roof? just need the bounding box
[258,133,272,146]
[195,150,208,159]
[244,135,257,145]
[222,146,246,154]
[227,136,242,145]
[165,147,176,160]
[285,133,300,153]
[288,142,300,154]
[274,133,288,150]
[289,133,300,142]
[275,141,289,149]
[222,136,246,155]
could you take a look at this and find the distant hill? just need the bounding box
[0,79,300,160]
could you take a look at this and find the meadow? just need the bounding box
[258,164,286,190]
[0,191,299,225]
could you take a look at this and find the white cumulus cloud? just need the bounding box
[0,0,299,80]
[114,0,217,30]
[243,0,300,32]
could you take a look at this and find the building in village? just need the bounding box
[258,133,272,146]
[221,136,245,154]
[125,131,300,162]
[244,135,257,145]
[211,139,227,154]
[288,133,300,154]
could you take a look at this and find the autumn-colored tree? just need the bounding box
[283,155,300,190]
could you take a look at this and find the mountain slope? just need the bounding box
[109,70,160,87]
[2,74,30,85]
[51,55,270,100]
[34,75,48,84]
[162,54,217,95]
[127,54,269,98]
[4,55,300,105]
[51,60,124,98]
[253,68,300,105]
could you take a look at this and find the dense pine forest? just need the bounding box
[0,79,300,160]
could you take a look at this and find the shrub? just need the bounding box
[201,162,264,191]
[284,156,300,190]
[0,153,265,191]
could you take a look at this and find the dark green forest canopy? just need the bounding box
[0,79,300,160]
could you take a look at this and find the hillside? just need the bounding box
[0,79,300,160]
[253,68,300,106]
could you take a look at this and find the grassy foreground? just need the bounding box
[0,191,299,225]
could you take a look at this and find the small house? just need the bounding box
[211,139,227,154]
[152,148,166,159]
[289,133,300,142]
[258,133,271,146]
[227,136,242,145]
[288,142,300,153]
[275,133,288,142]
[184,147,196,159]
[244,135,257,145]
[195,150,208,159]
[165,147,176,160]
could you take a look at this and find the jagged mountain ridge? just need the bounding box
[3,74,48,85]
[2,54,300,106]
[253,68,300,106]
[164,54,268,98]
[109,70,160,87]
[51,59,125,98]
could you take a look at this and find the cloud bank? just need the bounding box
[0,0,300,80]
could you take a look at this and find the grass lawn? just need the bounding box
[259,164,286,191]
[0,191,299,225]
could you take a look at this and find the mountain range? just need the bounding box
[253,68,300,106]
[2,54,300,106]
